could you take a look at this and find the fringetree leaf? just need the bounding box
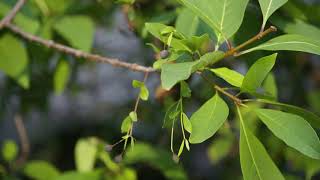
[255,109,320,159]
[75,138,97,172]
[0,34,29,89]
[54,60,70,95]
[161,61,198,90]
[241,34,320,56]
[163,101,181,128]
[189,93,229,144]
[2,140,18,163]
[237,107,285,180]
[180,81,191,98]
[258,0,288,29]
[23,161,60,180]
[176,8,199,38]
[121,116,132,133]
[54,16,94,52]
[256,99,320,128]
[242,54,277,93]
[177,0,249,42]
[211,67,244,87]
[182,113,192,133]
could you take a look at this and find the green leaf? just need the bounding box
[121,116,132,133]
[75,139,97,172]
[129,111,138,122]
[255,109,320,159]
[0,34,29,89]
[54,170,102,180]
[116,0,135,4]
[24,161,60,180]
[241,34,320,56]
[163,101,181,128]
[178,140,185,157]
[132,80,143,88]
[54,60,70,95]
[258,0,288,29]
[189,93,229,144]
[262,73,278,100]
[180,81,191,98]
[54,16,94,52]
[182,113,192,133]
[256,99,320,128]
[140,85,149,101]
[161,61,198,90]
[211,67,244,87]
[2,140,18,163]
[237,107,285,180]
[176,8,199,38]
[185,139,190,151]
[242,54,277,93]
[177,0,249,41]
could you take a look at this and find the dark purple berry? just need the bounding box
[160,50,170,59]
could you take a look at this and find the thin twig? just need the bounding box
[14,114,30,166]
[224,26,277,58]
[0,0,26,29]
[6,24,155,73]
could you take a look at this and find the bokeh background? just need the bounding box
[0,0,320,179]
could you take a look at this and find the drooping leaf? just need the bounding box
[0,34,29,89]
[163,101,181,128]
[177,0,249,41]
[178,140,185,157]
[54,16,94,52]
[2,140,18,163]
[185,139,190,151]
[175,8,199,38]
[182,113,192,133]
[211,67,244,87]
[121,116,132,133]
[180,81,191,98]
[258,0,288,29]
[237,107,285,180]
[54,60,70,95]
[242,54,277,93]
[256,99,320,128]
[189,93,229,144]
[241,34,320,56]
[23,161,60,180]
[255,109,320,159]
[161,61,198,90]
[75,138,98,172]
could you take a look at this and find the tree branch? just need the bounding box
[0,0,156,73]
[0,0,26,29]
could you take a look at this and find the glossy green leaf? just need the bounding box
[0,34,29,89]
[75,139,97,172]
[256,99,320,128]
[256,109,320,159]
[54,60,70,95]
[163,101,181,128]
[189,93,229,144]
[24,161,60,180]
[161,62,198,90]
[177,0,249,41]
[176,8,199,38]
[242,54,277,93]
[241,34,320,56]
[258,0,288,29]
[237,107,285,180]
[180,81,191,98]
[54,16,94,52]
[182,113,192,133]
[121,116,132,133]
[2,140,18,163]
[211,67,244,87]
